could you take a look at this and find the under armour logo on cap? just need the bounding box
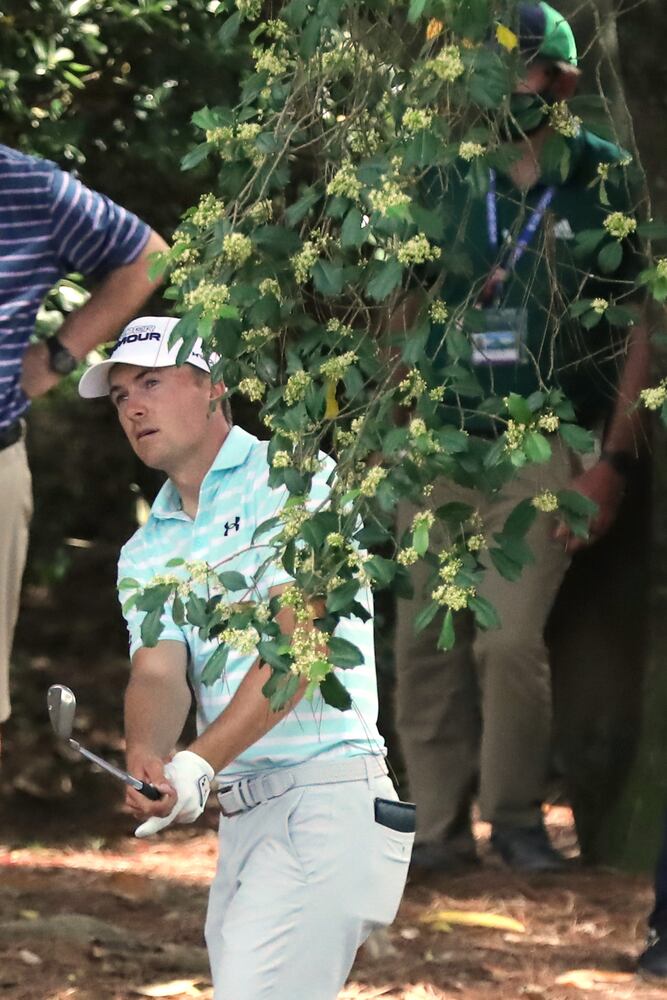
[78,315,220,399]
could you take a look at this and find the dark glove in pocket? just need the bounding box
[374,797,416,834]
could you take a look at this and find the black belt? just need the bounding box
[0,420,22,451]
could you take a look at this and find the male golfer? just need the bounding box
[79,315,413,1000]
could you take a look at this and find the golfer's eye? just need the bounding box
[144,377,160,389]
[111,391,127,408]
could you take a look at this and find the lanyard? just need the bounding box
[484,169,555,302]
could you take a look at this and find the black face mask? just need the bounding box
[502,88,556,140]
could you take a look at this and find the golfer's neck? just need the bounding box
[168,424,231,519]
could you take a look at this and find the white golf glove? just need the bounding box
[134,750,214,839]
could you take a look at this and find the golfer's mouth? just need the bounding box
[136,429,158,441]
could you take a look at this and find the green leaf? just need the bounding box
[165,558,185,568]
[414,601,439,633]
[200,644,230,687]
[540,133,571,182]
[253,225,301,254]
[285,185,322,227]
[327,636,364,668]
[488,547,523,581]
[557,489,598,518]
[186,593,209,628]
[574,229,605,255]
[118,577,140,591]
[217,9,242,49]
[172,596,185,626]
[435,501,475,527]
[466,50,509,109]
[341,208,366,249]
[598,240,623,274]
[217,571,248,592]
[320,671,352,711]
[312,259,344,297]
[437,608,456,651]
[136,584,173,613]
[140,607,165,647]
[569,299,594,318]
[181,142,212,171]
[365,555,396,587]
[523,431,552,464]
[252,516,281,543]
[268,673,302,712]
[407,0,426,22]
[326,580,359,614]
[559,423,595,453]
[506,392,533,424]
[122,593,138,615]
[503,498,537,538]
[365,259,403,302]
[412,521,430,557]
[494,532,534,568]
[403,130,440,169]
[468,595,501,631]
[257,640,291,671]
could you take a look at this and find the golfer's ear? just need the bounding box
[208,382,227,413]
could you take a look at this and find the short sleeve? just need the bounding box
[49,167,151,278]
[118,546,187,659]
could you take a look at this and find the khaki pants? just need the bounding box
[395,441,575,851]
[0,436,32,723]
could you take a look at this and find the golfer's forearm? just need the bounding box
[189,594,311,773]
[125,644,191,760]
[189,660,307,773]
[58,230,167,360]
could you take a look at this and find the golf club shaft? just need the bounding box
[69,739,161,800]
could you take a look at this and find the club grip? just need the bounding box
[140,781,162,801]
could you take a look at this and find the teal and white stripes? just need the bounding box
[118,427,385,779]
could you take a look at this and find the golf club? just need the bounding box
[47,684,161,801]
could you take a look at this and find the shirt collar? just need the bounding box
[149,426,257,521]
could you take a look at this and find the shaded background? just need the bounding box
[5,0,667,869]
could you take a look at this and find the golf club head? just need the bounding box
[47,684,77,740]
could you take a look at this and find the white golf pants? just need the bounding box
[205,756,413,999]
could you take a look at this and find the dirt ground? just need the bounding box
[0,566,665,1000]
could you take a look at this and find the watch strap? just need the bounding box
[45,335,77,374]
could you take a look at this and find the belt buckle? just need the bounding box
[217,783,243,818]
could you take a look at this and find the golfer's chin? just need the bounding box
[132,435,169,472]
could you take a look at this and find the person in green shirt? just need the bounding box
[395,2,650,873]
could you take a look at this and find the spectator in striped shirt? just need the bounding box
[0,143,167,736]
[78,315,414,1000]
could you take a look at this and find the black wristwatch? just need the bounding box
[45,335,78,376]
[599,449,638,478]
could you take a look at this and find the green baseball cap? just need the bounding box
[519,2,578,67]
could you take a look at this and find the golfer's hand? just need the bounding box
[552,463,624,554]
[20,342,63,399]
[124,752,176,822]
[132,750,214,838]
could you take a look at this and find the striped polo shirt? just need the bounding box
[118,426,386,779]
[0,144,151,430]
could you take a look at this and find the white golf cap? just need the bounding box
[78,315,217,398]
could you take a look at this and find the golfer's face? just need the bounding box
[108,363,213,472]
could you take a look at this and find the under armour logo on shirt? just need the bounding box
[224,516,241,536]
